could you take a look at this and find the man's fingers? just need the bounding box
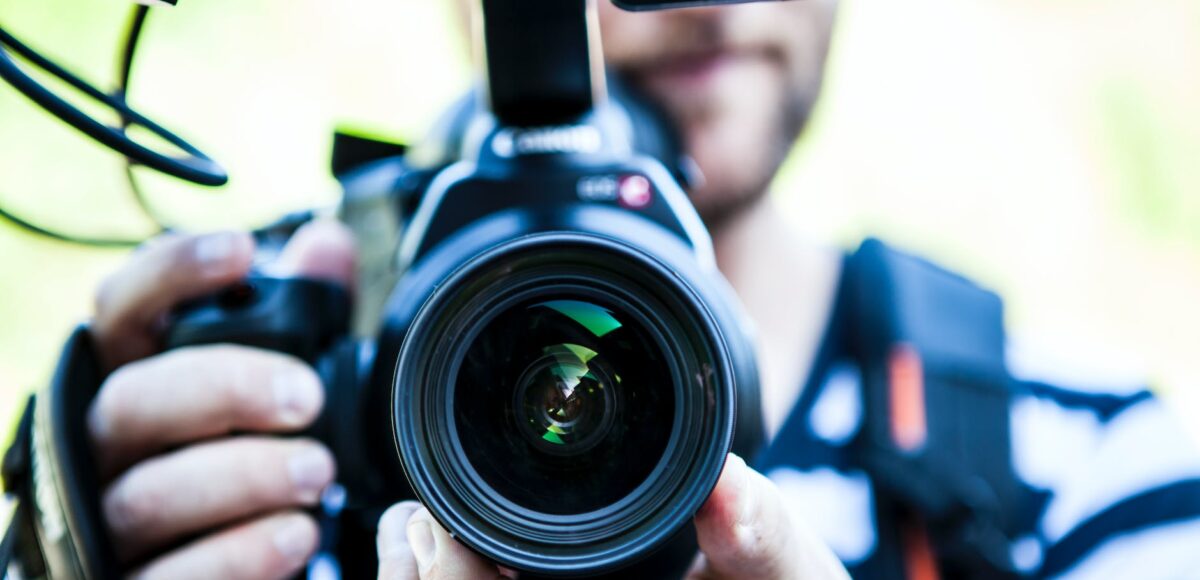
[377,502,423,580]
[690,454,789,579]
[407,507,502,579]
[376,504,506,580]
[103,436,334,564]
[130,511,319,580]
[88,345,323,479]
[93,231,256,370]
[267,219,357,286]
[91,220,357,371]
[689,454,848,580]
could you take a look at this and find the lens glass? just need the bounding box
[453,296,675,515]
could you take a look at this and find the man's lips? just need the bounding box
[635,50,738,88]
[632,48,775,91]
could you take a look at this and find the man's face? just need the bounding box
[597,0,837,225]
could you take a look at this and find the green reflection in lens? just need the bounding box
[563,343,598,363]
[542,300,623,337]
[537,343,604,445]
[544,344,594,390]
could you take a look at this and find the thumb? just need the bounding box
[688,454,849,580]
[93,231,256,370]
[377,502,422,580]
[376,502,505,580]
[267,219,357,288]
[92,220,356,370]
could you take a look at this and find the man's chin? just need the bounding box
[681,113,790,231]
[690,179,772,232]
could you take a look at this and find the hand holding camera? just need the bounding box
[375,454,850,580]
[0,0,851,576]
[85,224,846,580]
[87,225,351,579]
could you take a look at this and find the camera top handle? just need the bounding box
[479,0,604,127]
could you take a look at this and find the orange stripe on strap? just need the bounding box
[904,519,941,580]
[888,344,927,452]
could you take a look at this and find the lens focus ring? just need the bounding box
[393,233,738,576]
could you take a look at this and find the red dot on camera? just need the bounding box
[618,175,653,209]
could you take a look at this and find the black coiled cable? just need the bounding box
[0,4,225,247]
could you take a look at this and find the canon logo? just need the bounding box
[492,125,603,157]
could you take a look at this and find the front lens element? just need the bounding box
[454,297,675,516]
[513,342,617,455]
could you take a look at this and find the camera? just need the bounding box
[167,1,762,575]
[1,0,770,577]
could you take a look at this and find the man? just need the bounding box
[79,1,1200,579]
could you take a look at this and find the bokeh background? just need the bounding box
[1,0,1198,451]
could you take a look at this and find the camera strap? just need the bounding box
[0,327,120,579]
[1,395,36,578]
[0,510,16,577]
[845,240,1033,579]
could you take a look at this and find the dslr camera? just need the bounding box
[1,0,773,577]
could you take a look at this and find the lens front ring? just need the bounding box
[393,233,737,576]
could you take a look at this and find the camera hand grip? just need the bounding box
[165,276,351,362]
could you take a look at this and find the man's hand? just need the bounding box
[375,454,849,580]
[88,222,356,580]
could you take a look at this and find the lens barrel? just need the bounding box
[393,233,738,576]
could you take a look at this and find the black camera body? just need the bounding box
[167,75,763,576]
[2,0,770,578]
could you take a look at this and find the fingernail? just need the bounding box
[273,366,323,426]
[288,447,334,502]
[407,515,436,571]
[724,454,755,523]
[194,232,243,266]
[727,454,749,487]
[724,453,744,477]
[273,516,315,561]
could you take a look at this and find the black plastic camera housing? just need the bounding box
[381,116,761,576]
[165,0,766,576]
[0,0,767,577]
[168,84,763,575]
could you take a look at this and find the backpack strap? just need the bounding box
[845,239,1029,579]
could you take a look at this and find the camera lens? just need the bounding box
[454,298,673,515]
[393,233,745,576]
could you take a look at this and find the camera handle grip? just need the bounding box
[163,275,364,473]
[162,275,376,548]
[164,276,351,362]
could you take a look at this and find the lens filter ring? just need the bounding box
[393,233,736,576]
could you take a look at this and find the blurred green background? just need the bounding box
[2,0,1199,448]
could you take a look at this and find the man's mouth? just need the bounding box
[630,47,774,93]
[643,50,734,87]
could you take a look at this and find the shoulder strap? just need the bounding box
[2,395,38,579]
[2,399,28,577]
[1,327,121,579]
[845,239,1029,579]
